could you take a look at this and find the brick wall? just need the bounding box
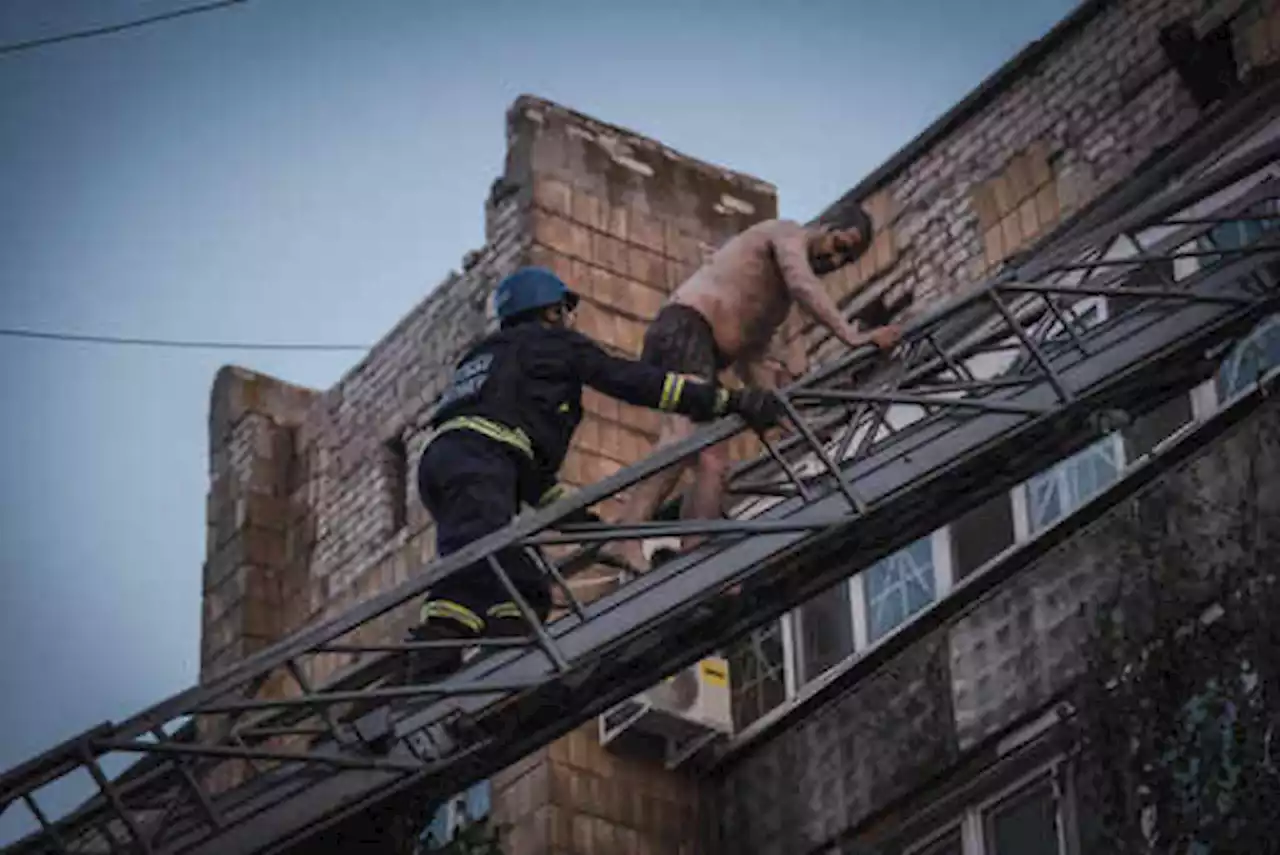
[488,98,777,855]
[203,95,778,852]
[789,0,1226,370]
[715,360,1280,855]
[711,0,1280,851]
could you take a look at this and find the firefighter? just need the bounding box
[405,266,784,683]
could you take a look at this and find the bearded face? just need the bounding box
[808,226,867,275]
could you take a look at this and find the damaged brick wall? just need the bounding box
[487,98,777,855]
[791,0,1223,369]
[203,95,779,853]
[711,0,1280,851]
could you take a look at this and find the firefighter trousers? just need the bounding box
[415,428,552,639]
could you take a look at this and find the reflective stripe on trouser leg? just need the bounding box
[486,602,523,621]
[419,599,485,634]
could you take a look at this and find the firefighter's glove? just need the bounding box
[723,388,787,431]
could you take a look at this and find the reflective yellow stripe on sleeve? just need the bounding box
[486,602,524,621]
[659,373,689,412]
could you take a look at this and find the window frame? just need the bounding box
[902,757,1079,855]
[725,183,1280,736]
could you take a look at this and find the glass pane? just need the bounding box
[1027,437,1121,534]
[866,536,936,643]
[797,582,855,683]
[1217,313,1280,399]
[728,620,787,729]
[986,781,1060,855]
[1123,392,1193,461]
[950,491,1015,579]
[465,780,491,822]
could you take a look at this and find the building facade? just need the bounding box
[201,0,1280,851]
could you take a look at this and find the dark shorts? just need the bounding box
[640,303,729,380]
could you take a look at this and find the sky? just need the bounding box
[0,0,1080,833]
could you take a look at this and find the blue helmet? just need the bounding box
[493,267,580,322]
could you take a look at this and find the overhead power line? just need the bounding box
[0,0,250,57]
[0,326,370,352]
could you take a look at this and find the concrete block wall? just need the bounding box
[487,97,777,855]
[712,0,1280,851]
[791,0,1219,369]
[203,95,779,852]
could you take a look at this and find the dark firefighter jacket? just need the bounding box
[428,322,726,506]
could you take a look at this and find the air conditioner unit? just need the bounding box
[598,656,734,771]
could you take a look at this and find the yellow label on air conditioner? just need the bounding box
[699,659,728,687]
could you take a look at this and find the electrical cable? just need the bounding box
[0,0,250,57]
[0,326,369,352]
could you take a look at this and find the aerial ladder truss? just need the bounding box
[2,128,1280,855]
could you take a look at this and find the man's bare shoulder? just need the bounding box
[715,219,801,254]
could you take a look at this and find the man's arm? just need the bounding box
[769,222,865,349]
[769,222,901,353]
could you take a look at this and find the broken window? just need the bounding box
[1122,391,1195,463]
[949,491,1016,580]
[865,535,938,644]
[795,581,855,684]
[1217,312,1280,400]
[1023,435,1125,535]
[381,436,410,536]
[727,620,788,729]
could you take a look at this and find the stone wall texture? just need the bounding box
[204,96,779,852]
[709,0,1280,849]
[201,0,1280,849]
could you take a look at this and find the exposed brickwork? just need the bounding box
[514,99,779,602]
[713,0,1279,851]
[793,0,1209,369]
[205,95,777,852]
[200,0,1278,847]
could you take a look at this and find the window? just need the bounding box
[865,534,944,644]
[381,435,410,535]
[727,620,789,729]
[1022,435,1125,536]
[1216,312,1280,400]
[795,581,855,684]
[983,780,1061,854]
[904,765,1075,855]
[421,779,491,851]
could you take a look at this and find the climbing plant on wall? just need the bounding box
[1071,441,1280,853]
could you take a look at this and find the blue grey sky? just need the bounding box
[0,0,1078,823]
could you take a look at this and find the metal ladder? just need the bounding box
[2,136,1278,855]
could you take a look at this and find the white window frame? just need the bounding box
[727,172,1279,735]
[903,757,1076,855]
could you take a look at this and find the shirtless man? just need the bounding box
[612,208,903,572]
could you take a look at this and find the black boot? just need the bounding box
[350,618,478,753]
[403,619,479,685]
